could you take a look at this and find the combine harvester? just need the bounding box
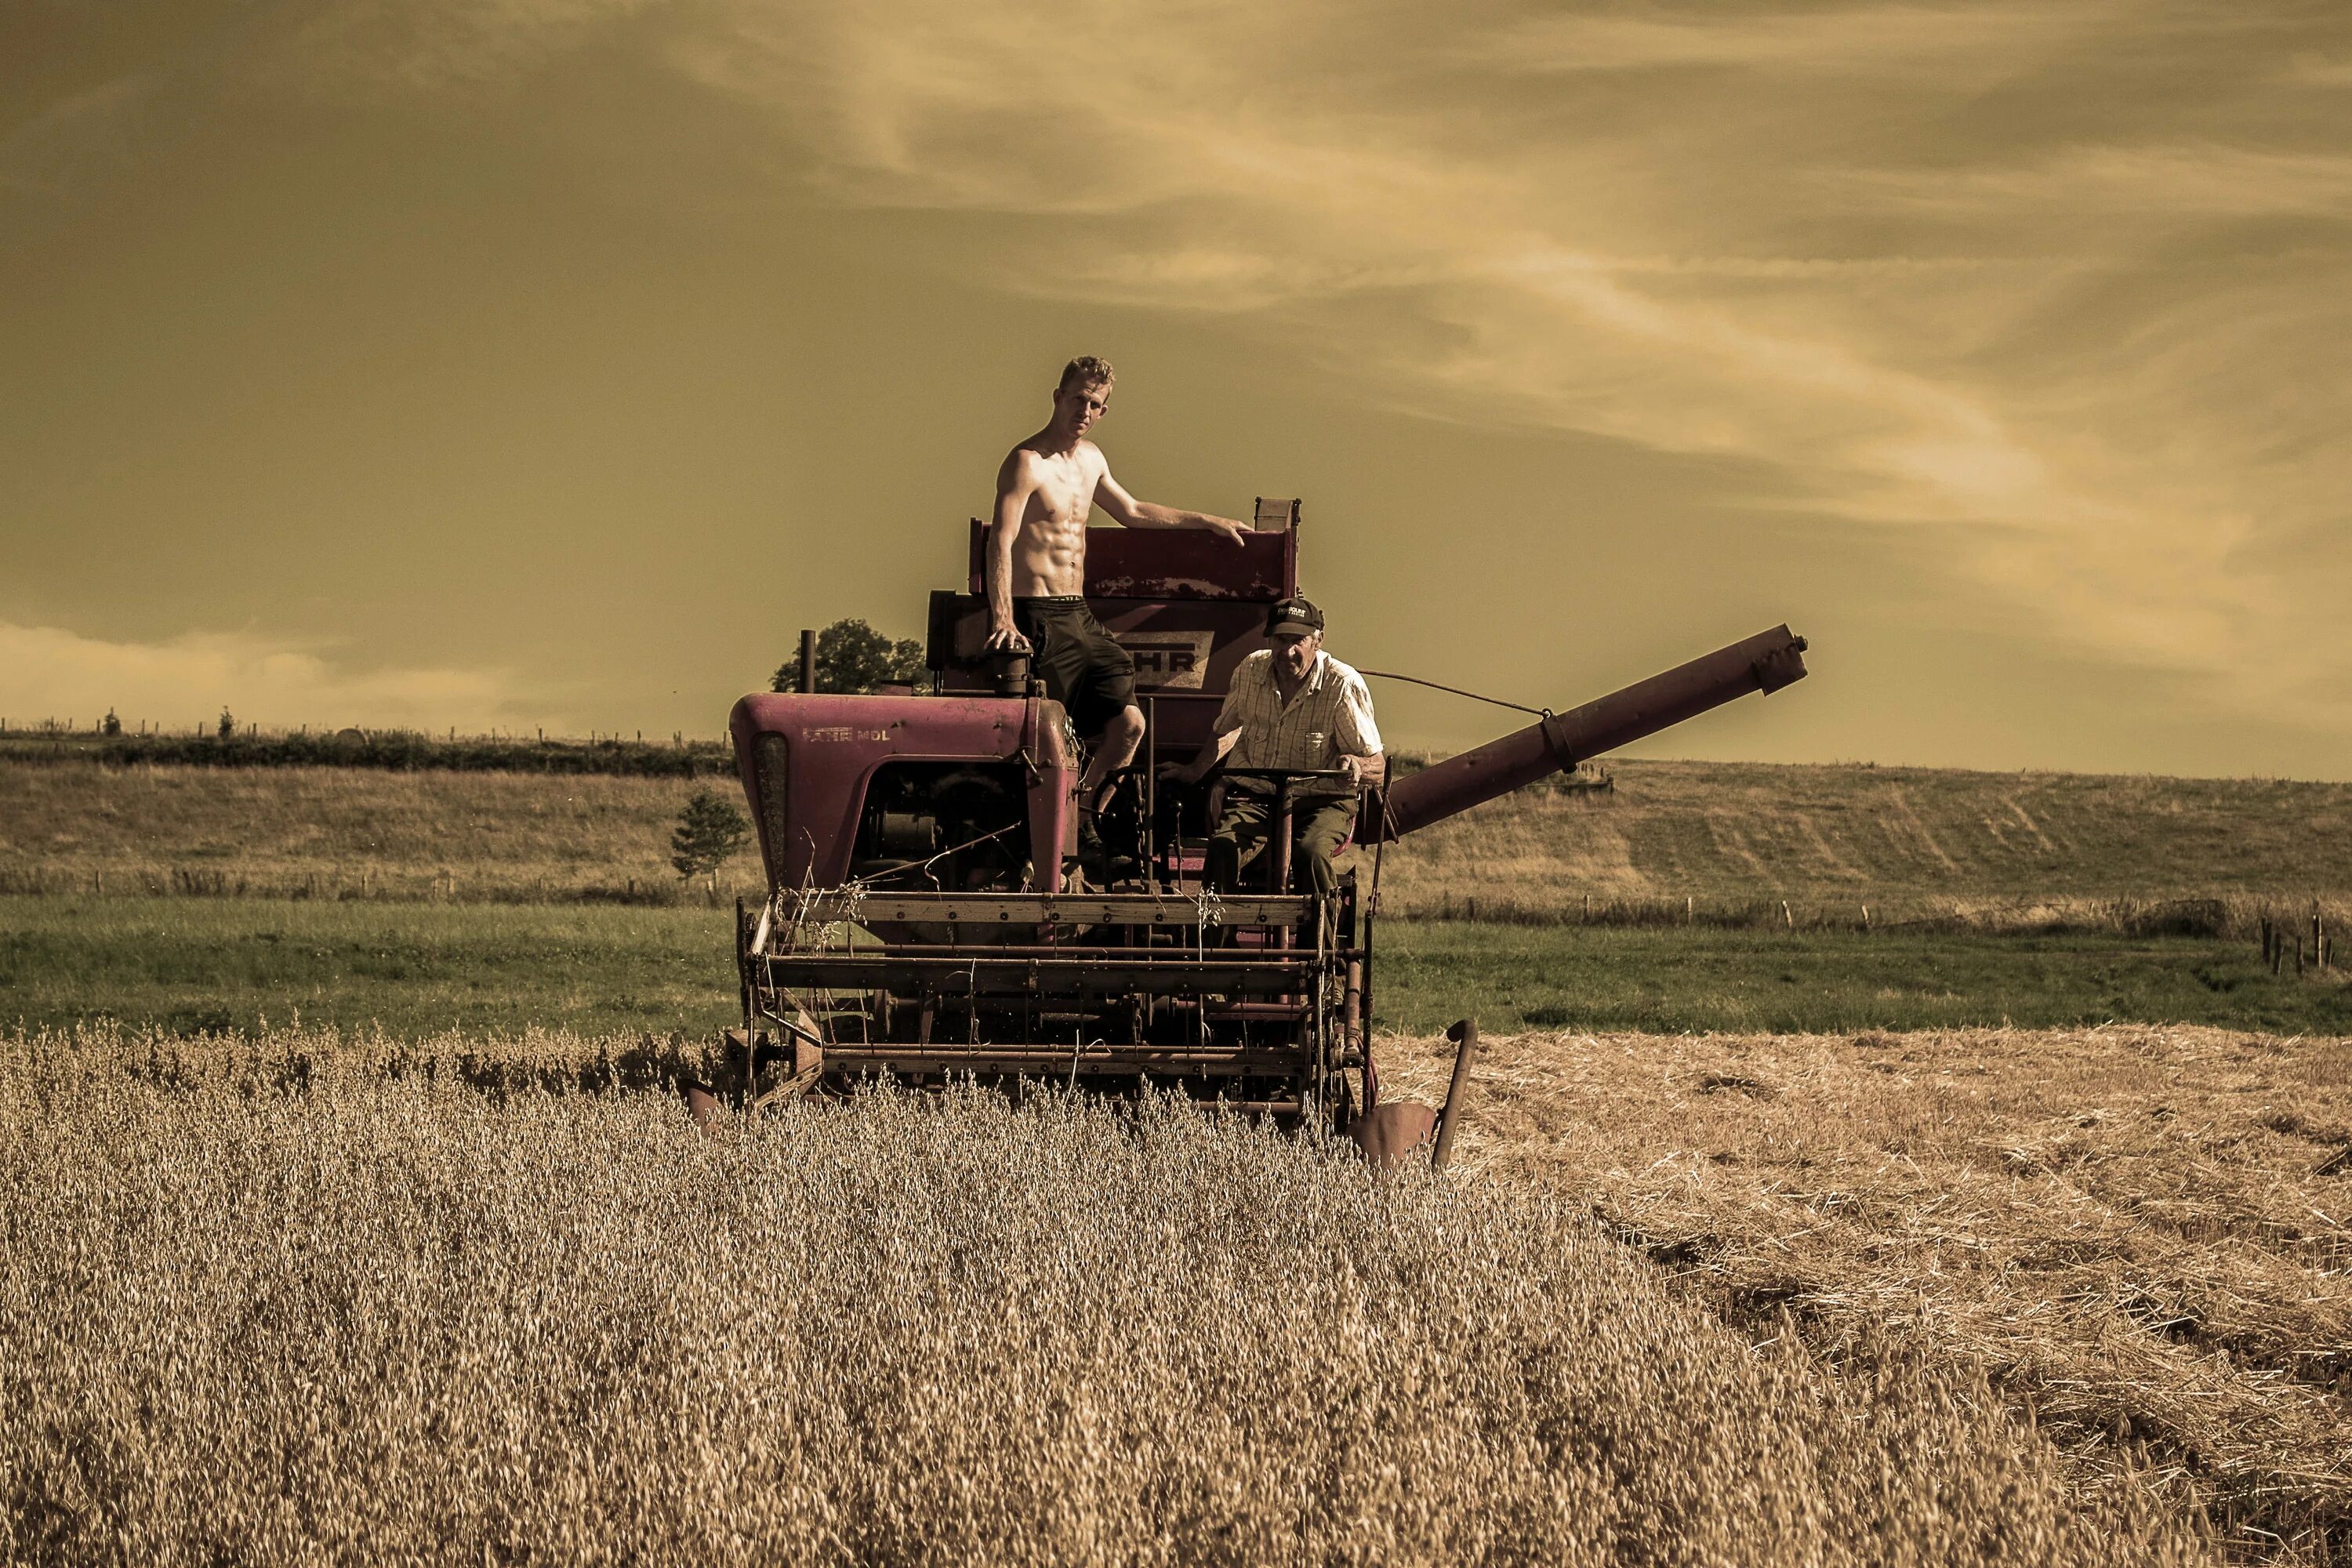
[719,503,1806,1162]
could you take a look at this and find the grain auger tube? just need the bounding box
[1368,625,1809,840]
[708,500,1807,1141]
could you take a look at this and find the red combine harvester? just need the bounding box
[724,503,1806,1141]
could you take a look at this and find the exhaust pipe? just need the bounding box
[1375,626,1807,840]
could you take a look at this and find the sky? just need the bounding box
[2,0,2347,775]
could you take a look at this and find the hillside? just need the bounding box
[0,760,742,904]
[3,755,2347,922]
[1382,759,2352,924]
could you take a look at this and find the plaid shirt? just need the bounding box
[1213,649,1382,788]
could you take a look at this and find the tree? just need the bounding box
[101,709,122,737]
[773,618,927,695]
[670,787,751,885]
[217,707,235,739]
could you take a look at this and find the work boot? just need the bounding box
[1076,807,1137,884]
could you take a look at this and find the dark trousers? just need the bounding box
[1208,792,1357,898]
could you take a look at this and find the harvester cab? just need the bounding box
[725,501,1807,1138]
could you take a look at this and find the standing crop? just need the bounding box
[0,1025,2204,1567]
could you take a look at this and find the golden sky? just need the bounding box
[4,1,2347,775]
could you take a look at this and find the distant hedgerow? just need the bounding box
[0,729,737,778]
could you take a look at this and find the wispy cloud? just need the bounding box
[1860,143,2352,221]
[652,0,2351,730]
[0,622,556,734]
[1463,3,2106,79]
[257,0,661,96]
[0,75,156,196]
[2288,53,2352,89]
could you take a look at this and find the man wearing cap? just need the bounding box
[1163,595,1385,899]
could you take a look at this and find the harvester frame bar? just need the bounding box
[768,891,1314,934]
[818,1045,1313,1073]
[757,953,1322,996]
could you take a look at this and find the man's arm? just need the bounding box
[985,452,1037,652]
[1337,671,1385,788]
[1163,728,1240,785]
[1162,666,1253,784]
[1093,465,1247,544]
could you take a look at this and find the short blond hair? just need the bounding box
[1058,355,1115,391]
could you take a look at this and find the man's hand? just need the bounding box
[1156,759,1203,786]
[1339,754,1366,788]
[984,624,1033,655]
[1203,517,1247,545]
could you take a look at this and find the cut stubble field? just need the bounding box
[1384,1022,2352,1563]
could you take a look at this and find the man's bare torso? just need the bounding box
[999,439,1106,598]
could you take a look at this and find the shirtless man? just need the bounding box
[984,356,1247,820]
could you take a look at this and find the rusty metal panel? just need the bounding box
[728,692,1079,893]
[1090,600,1272,695]
[965,520,1295,601]
[1348,1102,1438,1169]
[932,593,1269,696]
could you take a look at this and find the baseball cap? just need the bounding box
[1266,596,1324,637]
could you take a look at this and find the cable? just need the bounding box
[1356,669,1550,717]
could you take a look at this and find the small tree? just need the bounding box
[101,708,122,737]
[670,787,751,889]
[217,707,235,740]
[774,618,927,694]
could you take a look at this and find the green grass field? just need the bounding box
[1377,920,2352,1035]
[4,754,2346,1043]
[0,898,742,1040]
[6,897,2343,1041]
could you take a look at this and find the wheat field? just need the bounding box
[1,1025,2208,1567]
[1381,1023,2352,1563]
